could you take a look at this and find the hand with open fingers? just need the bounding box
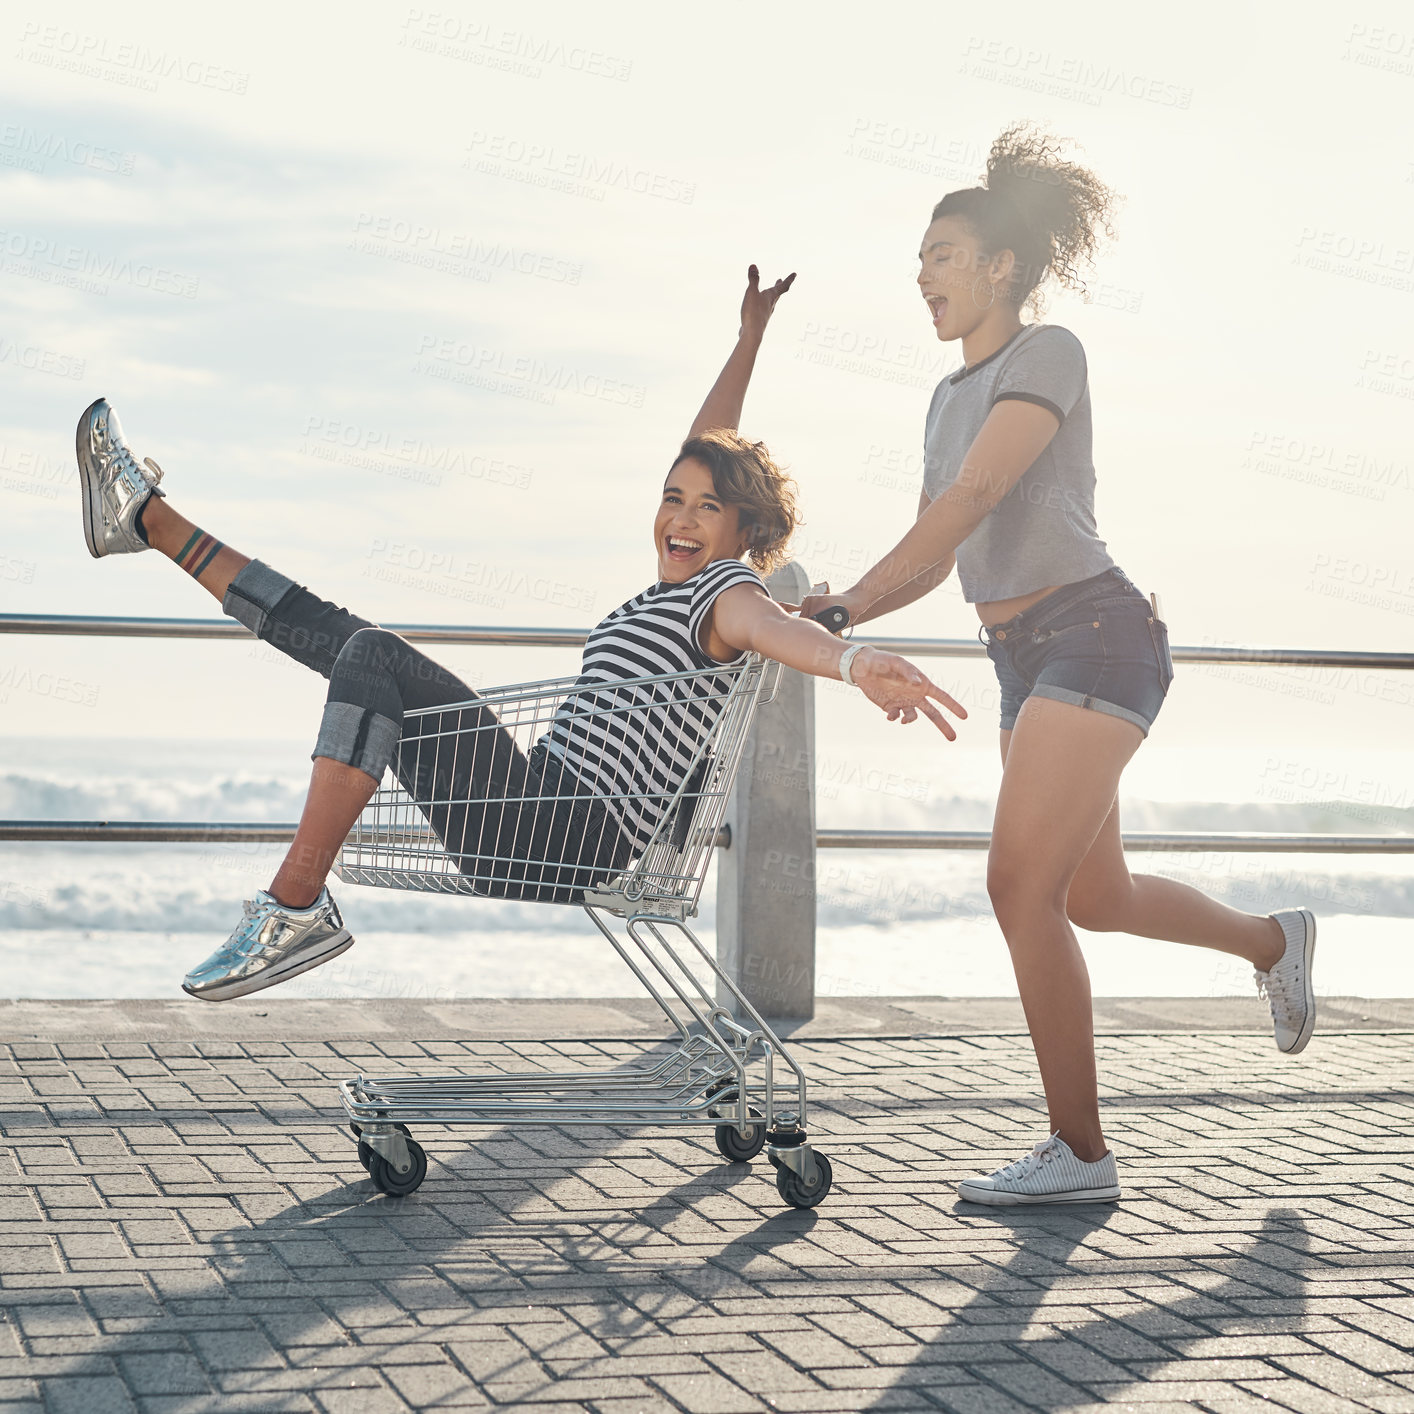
[851,648,967,740]
[740,264,796,342]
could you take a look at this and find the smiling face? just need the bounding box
[654,457,750,583]
[917,214,1013,342]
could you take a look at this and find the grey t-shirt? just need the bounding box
[922,323,1114,603]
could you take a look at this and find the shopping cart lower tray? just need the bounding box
[331,653,832,1208]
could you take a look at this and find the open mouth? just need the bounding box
[925,294,949,324]
[665,535,704,563]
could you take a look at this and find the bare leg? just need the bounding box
[139,496,378,909]
[1060,788,1284,970]
[139,496,249,605]
[986,698,1146,1162]
[267,757,380,909]
[989,698,1287,1163]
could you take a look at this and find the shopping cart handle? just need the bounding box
[811,605,851,634]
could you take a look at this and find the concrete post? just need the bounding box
[715,559,816,1021]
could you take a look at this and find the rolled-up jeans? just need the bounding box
[223,559,633,903]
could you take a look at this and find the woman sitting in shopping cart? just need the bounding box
[75,265,967,1002]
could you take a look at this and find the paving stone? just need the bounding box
[38,1375,137,1414]
[3,1023,1414,1413]
[115,1352,212,1396]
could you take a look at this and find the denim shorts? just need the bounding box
[979,566,1175,737]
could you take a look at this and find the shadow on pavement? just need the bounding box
[862,1204,1315,1411]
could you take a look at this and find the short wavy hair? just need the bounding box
[670,429,799,576]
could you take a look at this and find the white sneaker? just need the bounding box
[957,1133,1120,1206]
[1256,908,1317,1054]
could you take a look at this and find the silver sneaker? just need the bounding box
[182,888,354,1002]
[1256,908,1317,1054]
[957,1134,1120,1206]
[76,397,166,558]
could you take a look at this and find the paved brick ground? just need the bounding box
[3,1010,1414,1412]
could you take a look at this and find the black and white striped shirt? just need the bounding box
[540,558,766,851]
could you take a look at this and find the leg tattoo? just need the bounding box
[173,528,226,581]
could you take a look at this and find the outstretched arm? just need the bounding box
[801,399,1061,624]
[804,491,956,627]
[686,265,796,439]
[705,583,968,739]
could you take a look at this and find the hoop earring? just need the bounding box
[971,281,996,311]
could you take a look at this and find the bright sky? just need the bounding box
[2,0,1411,789]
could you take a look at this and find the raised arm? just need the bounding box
[686,265,796,439]
[705,583,968,739]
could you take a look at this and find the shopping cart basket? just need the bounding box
[332,652,834,1208]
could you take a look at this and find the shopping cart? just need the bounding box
[331,651,834,1208]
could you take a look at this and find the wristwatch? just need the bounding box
[838,643,866,686]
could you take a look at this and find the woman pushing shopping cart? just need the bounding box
[74,264,966,1005]
[800,124,1317,1207]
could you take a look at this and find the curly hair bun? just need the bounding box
[932,121,1120,315]
[984,122,1119,304]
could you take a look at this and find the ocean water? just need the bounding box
[1,735,1411,1002]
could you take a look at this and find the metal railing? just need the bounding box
[3,610,1410,859]
[4,611,1412,669]
[4,603,1410,1014]
[3,822,1412,854]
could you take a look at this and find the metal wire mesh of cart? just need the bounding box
[329,649,832,1207]
[333,653,779,915]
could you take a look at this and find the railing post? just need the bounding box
[716,559,817,1021]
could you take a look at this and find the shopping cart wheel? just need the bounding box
[353,1123,410,1173]
[713,1108,766,1163]
[349,1120,409,1138]
[368,1138,428,1197]
[776,1151,832,1208]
